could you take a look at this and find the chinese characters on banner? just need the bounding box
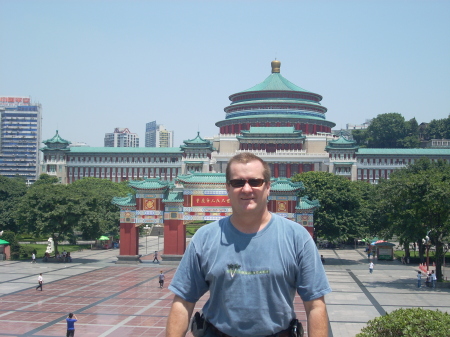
[192,196,230,207]
[0,97,31,107]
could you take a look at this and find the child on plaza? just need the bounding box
[159,271,165,288]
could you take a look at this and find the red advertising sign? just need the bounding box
[192,195,230,207]
[0,96,31,107]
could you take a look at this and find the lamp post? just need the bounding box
[422,231,431,272]
[144,225,150,255]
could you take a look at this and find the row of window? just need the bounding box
[67,156,180,163]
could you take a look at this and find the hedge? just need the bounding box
[356,308,450,337]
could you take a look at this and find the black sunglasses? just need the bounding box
[228,179,266,188]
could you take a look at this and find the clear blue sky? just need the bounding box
[1,0,449,147]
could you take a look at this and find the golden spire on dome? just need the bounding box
[271,59,281,73]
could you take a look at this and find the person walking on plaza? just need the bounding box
[159,271,165,288]
[36,273,43,291]
[369,262,374,274]
[31,252,36,264]
[431,270,437,288]
[417,271,422,288]
[66,313,77,337]
[153,251,159,263]
[166,153,331,337]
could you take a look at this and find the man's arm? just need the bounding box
[166,295,196,337]
[303,296,328,337]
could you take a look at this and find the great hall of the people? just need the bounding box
[40,60,450,261]
[42,60,450,185]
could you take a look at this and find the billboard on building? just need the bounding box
[0,96,31,107]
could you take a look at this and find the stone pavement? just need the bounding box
[323,247,450,337]
[0,236,449,337]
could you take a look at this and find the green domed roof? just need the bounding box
[243,72,310,93]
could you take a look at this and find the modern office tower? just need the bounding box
[145,121,174,147]
[0,96,42,183]
[104,128,139,147]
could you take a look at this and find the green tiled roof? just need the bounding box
[270,177,304,192]
[128,178,172,190]
[69,147,182,154]
[183,132,210,145]
[242,73,309,93]
[43,130,71,144]
[229,99,323,108]
[176,173,226,184]
[112,193,136,207]
[334,162,355,165]
[184,161,205,164]
[163,191,184,203]
[325,134,359,150]
[358,148,450,155]
[296,196,320,210]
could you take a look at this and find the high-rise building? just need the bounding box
[104,128,139,147]
[145,121,174,147]
[0,96,42,183]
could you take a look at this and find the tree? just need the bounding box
[15,183,82,254]
[398,118,420,148]
[14,177,133,253]
[291,172,375,241]
[70,178,133,240]
[366,113,408,148]
[378,159,450,281]
[424,116,450,140]
[0,176,28,232]
[351,129,368,147]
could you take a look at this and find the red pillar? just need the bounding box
[164,219,186,255]
[119,223,139,256]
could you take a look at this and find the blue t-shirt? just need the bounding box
[169,214,331,336]
[66,318,77,330]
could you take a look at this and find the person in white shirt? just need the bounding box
[36,273,43,291]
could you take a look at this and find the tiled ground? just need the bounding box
[0,266,307,337]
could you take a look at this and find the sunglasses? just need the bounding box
[228,179,266,188]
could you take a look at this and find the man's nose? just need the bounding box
[241,181,253,192]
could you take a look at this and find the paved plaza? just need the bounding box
[1,236,449,337]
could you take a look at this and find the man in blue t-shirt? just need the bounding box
[66,313,77,337]
[166,153,331,337]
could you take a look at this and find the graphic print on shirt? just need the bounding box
[227,263,270,278]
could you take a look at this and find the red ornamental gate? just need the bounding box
[113,174,319,264]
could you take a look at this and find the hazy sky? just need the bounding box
[1,0,449,147]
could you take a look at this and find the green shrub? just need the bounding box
[19,245,37,258]
[356,308,450,337]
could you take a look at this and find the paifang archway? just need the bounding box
[112,174,319,264]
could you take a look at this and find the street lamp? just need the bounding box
[144,225,150,255]
[422,231,431,272]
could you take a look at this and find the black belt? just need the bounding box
[207,323,291,337]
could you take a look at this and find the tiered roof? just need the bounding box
[270,177,304,192]
[128,178,172,190]
[41,130,71,151]
[112,193,136,207]
[325,132,359,150]
[176,172,226,185]
[296,196,320,210]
